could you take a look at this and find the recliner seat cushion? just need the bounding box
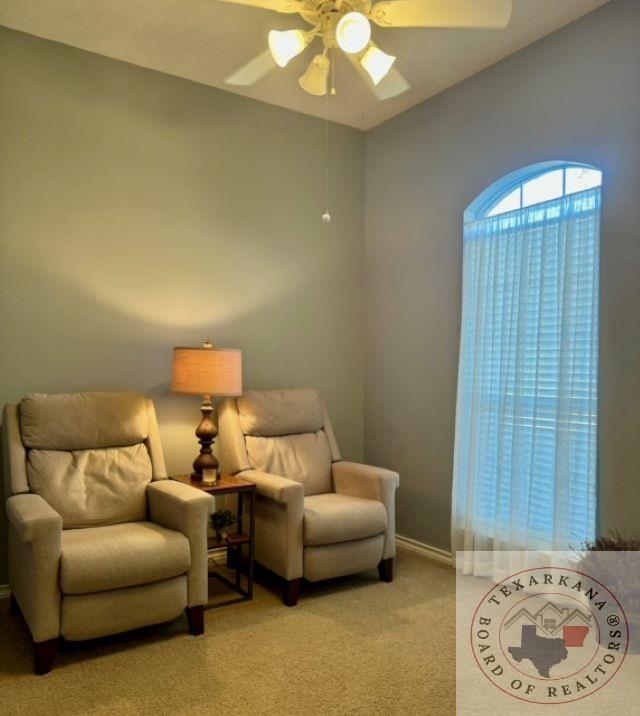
[303,493,388,546]
[20,391,148,450]
[304,535,384,582]
[27,444,152,528]
[238,389,324,437]
[60,522,190,594]
[61,576,188,641]
[246,431,332,495]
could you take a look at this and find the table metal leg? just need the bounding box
[235,492,244,589]
[248,489,255,598]
[237,492,244,534]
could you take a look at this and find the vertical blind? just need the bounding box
[452,187,600,563]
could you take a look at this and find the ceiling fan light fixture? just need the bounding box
[336,12,371,54]
[360,45,396,85]
[298,54,330,96]
[268,29,308,68]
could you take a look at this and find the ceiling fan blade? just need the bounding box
[347,52,410,101]
[370,0,512,29]
[215,0,300,13]
[225,50,277,86]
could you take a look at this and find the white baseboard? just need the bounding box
[396,534,453,567]
[0,584,10,599]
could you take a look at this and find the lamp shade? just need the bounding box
[171,346,242,397]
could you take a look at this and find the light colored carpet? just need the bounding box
[0,549,455,715]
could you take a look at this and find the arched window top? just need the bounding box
[465,161,602,223]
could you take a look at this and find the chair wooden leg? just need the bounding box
[378,557,394,583]
[186,606,204,636]
[283,578,301,607]
[34,639,57,675]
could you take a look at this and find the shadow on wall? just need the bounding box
[1,253,354,462]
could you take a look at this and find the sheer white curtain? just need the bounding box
[452,188,600,577]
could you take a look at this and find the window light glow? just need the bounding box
[268,29,307,68]
[336,12,371,54]
[360,46,396,85]
[482,165,603,218]
[565,167,602,195]
[522,169,563,208]
[486,187,521,217]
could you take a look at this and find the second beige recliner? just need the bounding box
[217,389,399,605]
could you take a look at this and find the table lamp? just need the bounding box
[171,340,242,482]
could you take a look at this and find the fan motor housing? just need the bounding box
[298,0,372,30]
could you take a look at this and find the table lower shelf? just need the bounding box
[205,547,253,609]
[207,532,251,549]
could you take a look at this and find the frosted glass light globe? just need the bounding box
[360,46,396,85]
[268,29,307,68]
[336,12,371,55]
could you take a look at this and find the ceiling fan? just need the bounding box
[220,0,513,100]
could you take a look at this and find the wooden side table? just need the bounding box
[170,474,256,608]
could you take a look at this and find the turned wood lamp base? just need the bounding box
[191,394,218,482]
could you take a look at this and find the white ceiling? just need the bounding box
[0,0,609,130]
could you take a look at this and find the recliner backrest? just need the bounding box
[20,391,149,450]
[220,389,341,496]
[16,391,160,528]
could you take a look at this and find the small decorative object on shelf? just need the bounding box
[211,509,237,545]
[202,467,218,486]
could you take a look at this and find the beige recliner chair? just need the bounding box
[217,389,399,606]
[2,391,214,674]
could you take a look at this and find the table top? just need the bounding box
[170,473,256,495]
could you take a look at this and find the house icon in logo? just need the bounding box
[505,600,592,641]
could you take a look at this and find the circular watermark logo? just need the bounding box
[470,567,629,704]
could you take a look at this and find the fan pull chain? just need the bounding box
[321,50,335,224]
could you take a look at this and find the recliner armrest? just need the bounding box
[147,479,214,526]
[332,461,399,501]
[238,469,304,507]
[6,493,63,643]
[6,493,62,543]
[332,462,399,561]
[237,469,304,582]
[147,479,214,608]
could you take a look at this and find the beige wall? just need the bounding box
[2,0,638,586]
[0,28,365,580]
[364,0,640,552]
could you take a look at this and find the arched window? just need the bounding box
[453,162,601,572]
[464,161,602,221]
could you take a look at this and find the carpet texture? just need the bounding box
[0,549,455,715]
